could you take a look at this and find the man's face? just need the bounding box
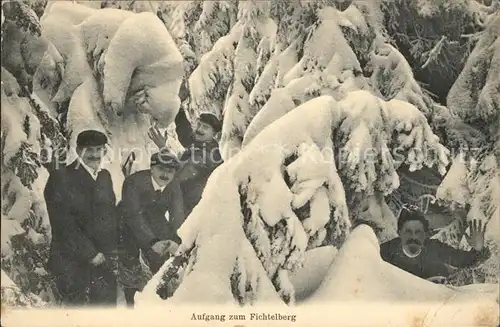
[399,220,427,256]
[194,121,215,142]
[151,165,176,187]
[77,145,107,171]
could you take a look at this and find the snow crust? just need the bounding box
[37,3,185,198]
[310,225,499,305]
[290,246,338,302]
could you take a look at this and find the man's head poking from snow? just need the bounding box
[397,207,430,258]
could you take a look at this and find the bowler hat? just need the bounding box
[76,130,108,147]
[199,112,222,132]
[151,148,180,169]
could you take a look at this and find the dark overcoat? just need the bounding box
[118,170,185,273]
[44,160,118,304]
[380,237,491,279]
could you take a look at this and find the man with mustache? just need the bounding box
[148,109,223,216]
[44,130,118,306]
[148,108,223,166]
[380,207,490,283]
[118,148,185,307]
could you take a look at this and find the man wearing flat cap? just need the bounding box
[44,130,119,306]
[118,148,185,306]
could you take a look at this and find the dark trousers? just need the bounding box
[89,265,117,306]
[122,250,167,307]
[53,263,116,307]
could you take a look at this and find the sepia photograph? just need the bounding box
[1,0,499,326]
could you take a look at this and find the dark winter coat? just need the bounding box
[44,160,118,268]
[44,160,118,304]
[175,109,222,216]
[179,169,210,216]
[380,237,491,279]
[118,170,185,269]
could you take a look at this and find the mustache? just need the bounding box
[406,239,422,246]
[159,175,171,180]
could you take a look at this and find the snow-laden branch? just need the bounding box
[138,90,450,305]
[188,22,243,119]
[219,2,277,160]
[447,13,500,132]
[368,43,433,115]
[35,3,185,197]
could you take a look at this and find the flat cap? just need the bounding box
[76,130,108,147]
[199,112,222,132]
[151,148,180,169]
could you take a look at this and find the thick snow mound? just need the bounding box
[310,225,499,305]
[101,11,184,125]
[41,3,184,127]
[242,88,296,147]
[290,246,338,302]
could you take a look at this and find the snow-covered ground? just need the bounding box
[3,226,498,327]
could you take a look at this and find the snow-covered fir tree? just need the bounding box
[1,0,499,313]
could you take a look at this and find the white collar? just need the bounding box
[151,176,166,192]
[78,157,101,181]
[402,246,422,258]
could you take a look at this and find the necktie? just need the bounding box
[155,189,162,200]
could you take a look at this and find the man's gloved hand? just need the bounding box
[427,276,448,284]
[151,240,171,256]
[104,256,119,276]
[151,240,179,257]
[165,240,179,255]
[90,253,106,266]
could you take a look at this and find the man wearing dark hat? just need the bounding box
[118,148,185,307]
[44,130,118,306]
[380,207,491,283]
[148,109,223,216]
[148,108,223,165]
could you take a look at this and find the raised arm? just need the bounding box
[121,178,159,249]
[175,108,194,148]
[434,241,490,268]
[447,219,490,267]
[44,170,98,262]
